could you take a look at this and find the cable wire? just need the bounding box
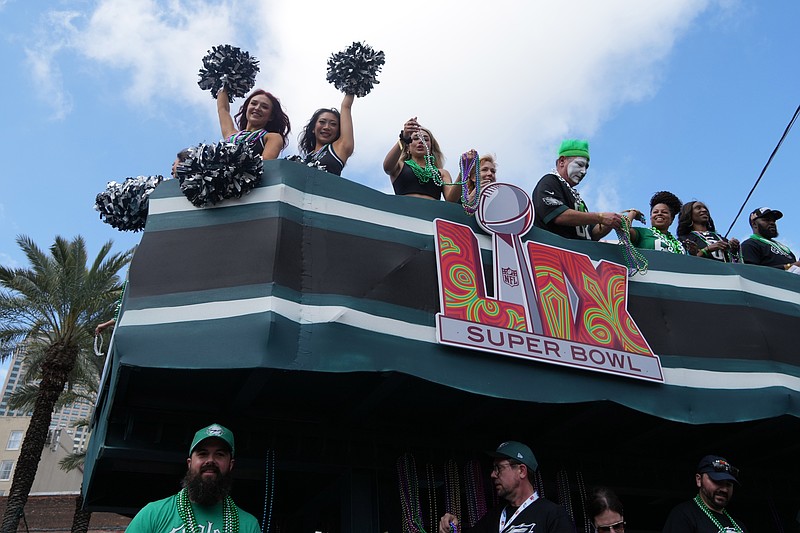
[724,104,800,238]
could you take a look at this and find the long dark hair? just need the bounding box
[586,486,624,523]
[298,108,341,156]
[677,200,716,238]
[234,89,291,148]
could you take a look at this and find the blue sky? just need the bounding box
[0,1,798,276]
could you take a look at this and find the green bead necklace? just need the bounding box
[405,134,443,186]
[177,487,240,533]
[616,217,648,276]
[693,494,742,533]
[651,227,685,254]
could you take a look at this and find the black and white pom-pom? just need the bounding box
[198,44,260,101]
[285,155,327,173]
[175,142,263,207]
[94,175,164,232]
[326,42,385,97]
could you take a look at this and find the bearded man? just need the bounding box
[741,207,800,273]
[126,423,260,533]
[662,455,748,533]
[532,139,622,240]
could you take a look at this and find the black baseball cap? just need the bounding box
[749,207,783,222]
[697,455,739,484]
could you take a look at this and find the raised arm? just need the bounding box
[383,117,418,180]
[447,150,475,206]
[623,209,643,243]
[332,93,355,164]
[217,88,237,139]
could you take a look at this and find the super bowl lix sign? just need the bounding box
[434,183,663,382]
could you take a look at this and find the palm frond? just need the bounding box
[58,451,87,473]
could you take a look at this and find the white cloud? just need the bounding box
[256,0,712,191]
[24,0,247,119]
[29,0,717,194]
[23,10,81,120]
[72,0,242,107]
[0,252,21,270]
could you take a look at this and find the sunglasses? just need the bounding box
[595,520,625,532]
[710,459,739,478]
[491,462,521,475]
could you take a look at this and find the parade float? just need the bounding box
[85,161,800,531]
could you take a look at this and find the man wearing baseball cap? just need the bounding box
[532,139,623,241]
[126,423,260,533]
[741,207,800,273]
[662,455,748,532]
[438,441,574,533]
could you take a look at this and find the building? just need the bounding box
[0,418,130,530]
[0,344,94,453]
[0,416,83,496]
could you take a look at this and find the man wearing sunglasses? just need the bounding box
[662,455,748,532]
[438,441,574,533]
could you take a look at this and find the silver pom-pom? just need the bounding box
[326,42,385,97]
[94,175,164,232]
[175,142,263,207]
[198,44,260,101]
[285,155,327,172]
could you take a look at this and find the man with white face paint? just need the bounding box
[532,139,623,240]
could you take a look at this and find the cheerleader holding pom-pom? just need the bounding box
[198,44,291,159]
[217,87,291,160]
[294,42,384,175]
[296,94,354,176]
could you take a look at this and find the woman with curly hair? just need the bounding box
[296,94,355,176]
[677,200,742,262]
[625,191,686,254]
[217,87,291,159]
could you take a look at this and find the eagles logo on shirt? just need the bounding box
[506,523,536,532]
[542,197,563,206]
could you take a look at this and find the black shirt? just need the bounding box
[662,499,748,533]
[741,235,796,268]
[532,173,592,240]
[465,498,575,533]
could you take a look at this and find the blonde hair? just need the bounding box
[466,153,497,192]
[402,127,446,168]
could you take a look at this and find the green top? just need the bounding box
[126,493,261,533]
[632,227,686,254]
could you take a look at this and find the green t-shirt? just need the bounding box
[632,227,685,254]
[126,493,261,533]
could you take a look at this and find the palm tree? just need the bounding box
[7,359,101,533]
[0,235,131,533]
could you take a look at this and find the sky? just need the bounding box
[0,1,798,301]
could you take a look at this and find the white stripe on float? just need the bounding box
[119,296,800,392]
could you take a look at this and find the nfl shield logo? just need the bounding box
[502,267,519,287]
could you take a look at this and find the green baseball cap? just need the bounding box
[189,423,235,457]
[558,139,590,161]
[488,440,538,472]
